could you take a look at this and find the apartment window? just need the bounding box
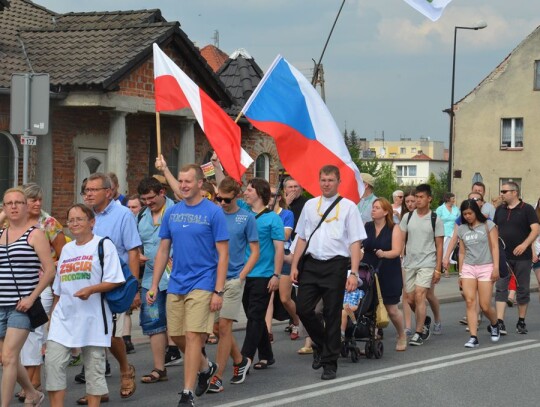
[254,153,270,180]
[411,147,417,153]
[400,147,406,154]
[501,118,523,149]
[396,165,417,177]
[535,61,540,90]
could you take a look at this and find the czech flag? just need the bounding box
[402,0,453,22]
[153,43,253,182]
[242,55,364,203]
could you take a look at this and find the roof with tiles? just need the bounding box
[410,152,432,160]
[0,0,232,104]
[200,44,228,73]
[217,48,263,109]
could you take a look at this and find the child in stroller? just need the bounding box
[340,263,384,362]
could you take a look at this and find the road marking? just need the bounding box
[219,339,538,407]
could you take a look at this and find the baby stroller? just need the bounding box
[340,262,384,362]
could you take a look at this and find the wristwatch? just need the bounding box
[350,272,359,279]
[272,274,281,279]
[213,290,224,297]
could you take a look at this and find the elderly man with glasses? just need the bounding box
[493,182,539,336]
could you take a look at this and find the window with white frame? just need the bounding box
[254,153,270,180]
[501,118,523,148]
[396,165,417,177]
[535,61,540,90]
[400,147,406,155]
[411,147,417,153]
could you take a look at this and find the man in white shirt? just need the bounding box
[291,165,366,380]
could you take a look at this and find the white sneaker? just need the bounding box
[489,324,501,342]
[464,337,479,348]
[433,322,442,335]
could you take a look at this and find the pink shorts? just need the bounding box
[461,263,494,281]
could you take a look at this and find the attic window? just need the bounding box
[535,61,540,90]
[500,118,523,149]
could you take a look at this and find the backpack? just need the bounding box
[98,237,138,318]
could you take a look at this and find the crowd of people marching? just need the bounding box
[1,157,539,407]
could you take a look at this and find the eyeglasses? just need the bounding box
[3,201,26,207]
[67,217,88,225]
[140,194,158,203]
[83,187,108,194]
[470,197,483,202]
[396,196,404,199]
[500,190,516,194]
[215,196,233,204]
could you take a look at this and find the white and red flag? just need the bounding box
[153,43,252,182]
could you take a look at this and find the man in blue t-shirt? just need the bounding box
[207,176,259,393]
[149,164,229,405]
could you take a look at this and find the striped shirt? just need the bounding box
[0,227,41,306]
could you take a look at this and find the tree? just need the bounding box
[427,170,449,209]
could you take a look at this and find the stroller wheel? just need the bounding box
[374,340,384,359]
[365,341,374,359]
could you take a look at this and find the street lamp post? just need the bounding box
[447,21,487,192]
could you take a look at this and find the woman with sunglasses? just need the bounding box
[0,187,55,406]
[45,204,124,406]
[457,199,500,348]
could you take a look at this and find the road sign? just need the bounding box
[10,73,50,135]
[20,135,37,145]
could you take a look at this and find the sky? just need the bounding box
[36,0,540,147]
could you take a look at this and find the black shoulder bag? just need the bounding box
[3,228,49,329]
[297,196,343,274]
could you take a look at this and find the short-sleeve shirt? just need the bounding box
[296,195,366,260]
[238,201,285,278]
[494,201,539,260]
[435,204,460,237]
[278,208,294,250]
[457,220,496,265]
[137,197,175,291]
[50,235,125,347]
[356,193,377,224]
[94,200,142,263]
[223,207,259,279]
[38,211,64,261]
[400,210,444,269]
[160,199,229,294]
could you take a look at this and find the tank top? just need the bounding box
[0,227,41,306]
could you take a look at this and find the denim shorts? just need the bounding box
[0,305,33,338]
[139,288,167,336]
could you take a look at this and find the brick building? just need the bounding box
[0,0,280,222]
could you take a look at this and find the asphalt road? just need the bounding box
[6,295,540,407]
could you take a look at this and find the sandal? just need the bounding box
[23,391,44,406]
[396,338,408,352]
[76,394,110,405]
[253,359,275,370]
[120,364,136,399]
[141,368,168,383]
[206,334,219,345]
[297,346,313,355]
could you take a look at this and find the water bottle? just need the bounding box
[147,292,160,322]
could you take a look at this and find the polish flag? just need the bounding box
[153,43,253,182]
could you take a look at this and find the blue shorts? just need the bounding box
[139,288,167,336]
[281,262,292,276]
[0,305,33,338]
[533,261,540,270]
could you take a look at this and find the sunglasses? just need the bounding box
[215,196,233,204]
[500,190,515,194]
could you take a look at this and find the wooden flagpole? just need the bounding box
[234,111,243,123]
[155,111,162,157]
